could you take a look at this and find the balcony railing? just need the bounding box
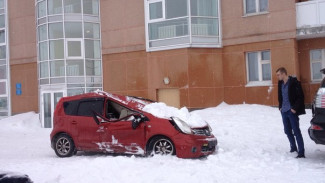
[296,0,325,39]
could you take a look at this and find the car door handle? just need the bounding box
[71,121,77,124]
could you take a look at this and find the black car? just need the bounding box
[309,68,325,145]
[0,171,33,183]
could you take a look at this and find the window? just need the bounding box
[106,100,135,120]
[310,49,325,81]
[64,0,82,14]
[38,25,47,42]
[0,65,5,79]
[148,0,189,40]
[0,97,7,110]
[84,23,100,39]
[246,50,271,85]
[50,60,65,77]
[83,0,99,15]
[50,40,64,59]
[0,0,4,9]
[191,0,218,17]
[63,100,80,115]
[38,1,46,18]
[146,0,221,51]
[66,39,83,59]
[85,40,100,59]
[86,60,101,76]
[165,0,187,19]
[77,99,104,117]
[0,81,6,95]
[48,0,62,15]
[0,15,4,28]
[244,0,268,15]
[67,88,84,96]
[149,1,163,20]
[49,23,63,39]
[0,29,5,43]
[66,60,84,76]
[65,22,82,38]
[40,61,49,78]
[39,42,48,61]
[0,45,5,59]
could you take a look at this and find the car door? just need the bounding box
[99,100,147,155]
[74,98,104,151]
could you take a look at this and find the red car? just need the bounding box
[50,91,217,158]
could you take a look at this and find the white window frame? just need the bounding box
[65,38,84,59]
[246,50,272,87]
[145,0,222,52]
[310,49,325,82]
[148,0,165,23]
[0,80,7,95]
[243,0,268,16]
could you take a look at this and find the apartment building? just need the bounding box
[0,0,324,128]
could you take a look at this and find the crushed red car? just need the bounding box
[50,91,217,158]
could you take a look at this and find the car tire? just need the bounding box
[54,133,75,158]
[148,136,175,156]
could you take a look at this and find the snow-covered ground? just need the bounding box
[0,103,324,183]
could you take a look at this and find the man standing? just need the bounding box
[276,67,306,158]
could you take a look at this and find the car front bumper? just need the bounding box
[173,133,218,158]
[308,127,325,145]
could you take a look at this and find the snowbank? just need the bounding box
[142,102,208,128]
[0,112,41,131]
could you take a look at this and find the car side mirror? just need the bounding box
[131,114,149,129]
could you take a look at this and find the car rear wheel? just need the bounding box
[54,134,75,158]
[148,136,175,156]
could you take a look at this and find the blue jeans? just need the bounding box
[281,110,305,155]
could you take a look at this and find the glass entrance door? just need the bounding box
[41,90,65,128]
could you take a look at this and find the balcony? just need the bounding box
[145,0,221,52]
[296,0,325,39]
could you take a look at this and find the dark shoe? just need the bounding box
[296,154,305,158]
[290,148,297,153]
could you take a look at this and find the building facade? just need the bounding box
[1,0,325,127]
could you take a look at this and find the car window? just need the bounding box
[77,99,104,117]
[106,100,135,121]
[63,100,79,115]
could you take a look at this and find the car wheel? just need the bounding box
[148,136,175,156]
[54,134,75,158]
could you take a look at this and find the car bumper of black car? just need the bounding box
[308,127,325,145]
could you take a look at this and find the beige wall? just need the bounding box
[8,0,38,114]
[100,0,146,55]
[10,62,38,114]
[222,0,297,46]
[103,48,223,109]
[8,0,37,65]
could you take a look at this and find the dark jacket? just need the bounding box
[278,76,306,116]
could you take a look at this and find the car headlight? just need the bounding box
[171,117,193,134]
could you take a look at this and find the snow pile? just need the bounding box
[142,102,208,128]
[0,112,41,131]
